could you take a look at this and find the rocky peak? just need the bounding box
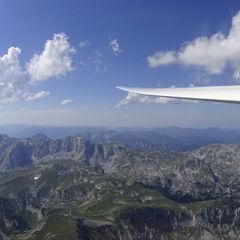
[30,133,50,142]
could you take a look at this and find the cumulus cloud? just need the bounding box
[109,39,122,56]
[27,33,75,82]
[0,47,28,103]
[147,11,240,79]
[116,91,197,108]
[61,99,73,105]
[0,33,74,104]
[147,51,176,67]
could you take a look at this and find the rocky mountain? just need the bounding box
[1,134,240,239]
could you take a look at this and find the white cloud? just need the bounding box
[116,92,197,108]
[61,99,73,105]
[147,51,176,67]
[0,47,28,103]
[0,33,75,104]
[92,50,108,73]
[79,40,91,49]
[79,39,116,73]
[116,92,149,107]
[27,33,75,82]
[147,11,240,79]
[79,49,109,74]
[109,39,122,56]
[24,91,50,101]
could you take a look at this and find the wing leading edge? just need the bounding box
[117,85,240,104]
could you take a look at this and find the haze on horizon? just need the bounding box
[1,0,240,128]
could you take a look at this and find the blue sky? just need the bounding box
[1,0,240,128]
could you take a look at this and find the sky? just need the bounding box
[1,0,240,128]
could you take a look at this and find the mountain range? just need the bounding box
[0,133,240,239]
[2,125,240,151]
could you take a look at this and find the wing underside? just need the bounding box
[117,85,240,103]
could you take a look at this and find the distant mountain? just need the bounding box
[0,124,111,139]
[2,125,240,152]
[72,126,240,151]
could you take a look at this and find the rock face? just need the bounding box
[0,135,95,171]
[0,135,33,171]
[77,204,240,240]
[1,135,240,238]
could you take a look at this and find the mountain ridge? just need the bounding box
[2,125,240,151]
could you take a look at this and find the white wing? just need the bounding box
[117,85,240,103]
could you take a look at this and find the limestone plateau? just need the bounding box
[0,134,240,239]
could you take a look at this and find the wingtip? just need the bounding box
[116,86,129,92]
